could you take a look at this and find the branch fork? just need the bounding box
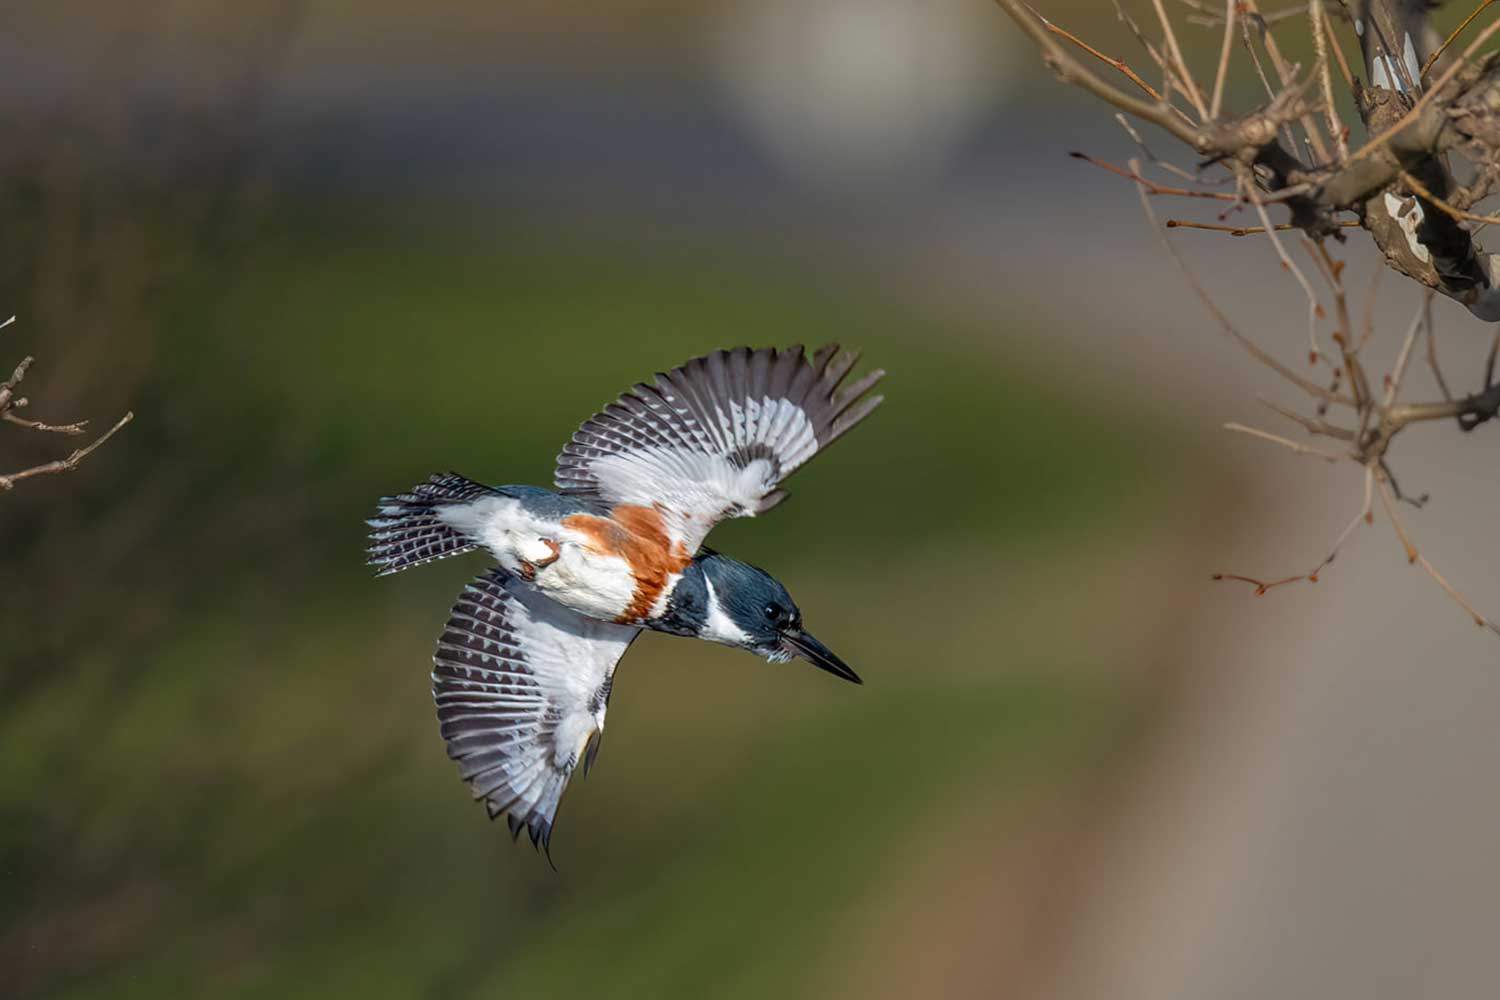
[1,316,133,493]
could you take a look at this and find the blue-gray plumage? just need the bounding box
[367,345,884,857]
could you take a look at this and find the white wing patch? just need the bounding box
[554,346,885,554]
[724,397,819,466]
[433,570,640,854]
[586,445,782,516]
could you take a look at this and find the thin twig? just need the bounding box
[1383,299,1426,406]
[2,317,95,437]
[1310,240,1371,410]
[1259,395,1357,438]
[1377,471,1500,634]
[1072,152,1240,199]
[1022,3,1172,105]
[1224,421,1344,459]
[1305,464,1374,581]
[0,411,134,492]
[1237,9,1278,102]
[0,357,32,400]
[1165,217,1361,234]
[1322,6,1354,89]
[1115,114,1203,183]
[2,411,89,434]
[1424,292,1453,402]
[1358,265,1385,351]
[1317,367,1345,417]
[1209,0,1237,118]
[993,0,1207,149]
[1133,159,1356,406]
[1380,459,1429,507]
[1236,5,1309,153]
[1177,0,1308,27]
[1310,0,1348,160]
[1420,0,1498,79]
[1376,468,1418,561]
[1416,552,1500,634]
[1167,218,1294,234]
[1114,0,1199,100]
[1400,170,1500,226]
[1151,0,1210,118]
[1242,172,1327,364]
[1211,464,1371,595]
[1242,0,1332,163]
[1210,572,1309,595]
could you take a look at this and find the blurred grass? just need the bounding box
[4,204,1201,999]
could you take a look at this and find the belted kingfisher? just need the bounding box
[368,346,884,855]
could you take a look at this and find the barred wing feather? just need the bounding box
[433,570,640,855]
[554,345,884,553]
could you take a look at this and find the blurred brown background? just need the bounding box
[3,2,1498,998]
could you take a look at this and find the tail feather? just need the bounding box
[367,473,495,576]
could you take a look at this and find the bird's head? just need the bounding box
[695,553,861,684]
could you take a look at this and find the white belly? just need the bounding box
[533,532,638,622]
[438,497,636,621]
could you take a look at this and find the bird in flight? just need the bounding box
[367,346,885,856]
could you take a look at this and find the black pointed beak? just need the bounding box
[780,629,862,684]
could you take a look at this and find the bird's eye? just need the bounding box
[764,604,782,622]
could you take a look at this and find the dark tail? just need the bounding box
[366,473,496,577]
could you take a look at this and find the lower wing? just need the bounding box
[432,569,640,858]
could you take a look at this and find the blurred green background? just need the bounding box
[0,3,1239,998]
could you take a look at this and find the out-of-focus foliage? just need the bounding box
[1,203,1196,998]
[0,4,1221,998]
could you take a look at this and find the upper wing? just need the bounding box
[432,569,640,856]
[554,345,884,553]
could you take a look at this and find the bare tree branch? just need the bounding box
[1209,0,1237,118]
[1224,421,1345,459]
[1166,217,1361,235]
[0,412,135,492]
[2,410,89,434]
[1023,3,1174,106]
[992,0,1210,150]
[1377,470,1500,634]
[1152,0,1211,117]
[1399,169,1500,225]
[1132,162,1356,405]
[994,0,1500,641]
[1421,0,1497,79]
[1,316,134,494]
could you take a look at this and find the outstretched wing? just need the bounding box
[432,569,640,856]
[554,345,884,553]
